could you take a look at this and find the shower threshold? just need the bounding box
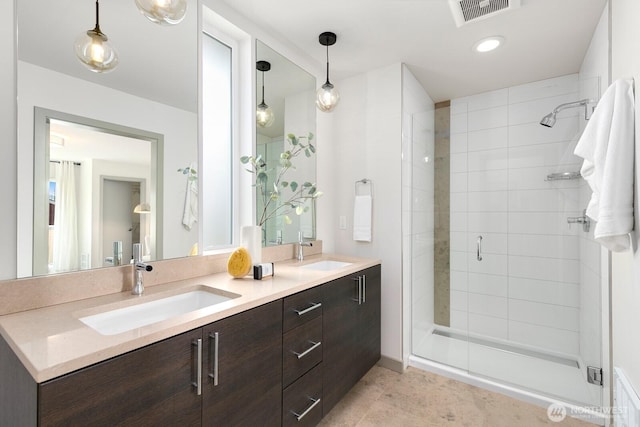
[432,329,579,368]
[413,327,602,409]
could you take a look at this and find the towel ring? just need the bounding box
[355,178,373,196]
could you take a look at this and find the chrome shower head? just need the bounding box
[539,98,593,128]
[540,112,557,127]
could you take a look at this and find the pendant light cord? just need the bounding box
[325,44,331,85]
[94,0,102,33]
[261,71,266,104]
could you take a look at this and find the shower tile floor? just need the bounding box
[414,332,601,407]
[319,365,596,426]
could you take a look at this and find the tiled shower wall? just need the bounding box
[448,74,589,356]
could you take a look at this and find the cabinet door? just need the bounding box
[321,274,359,415]
[39,329,202,427]
[202,300,282,426]
[355,265,382,380]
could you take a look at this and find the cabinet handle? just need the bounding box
[291,397,321,421]
[192,338,202,396]
[352,276,362,304]
[292,341,321,359]
[477,235,483,261]
[362,274,366,303]
[208,332,219,386]
[293,302,322,316]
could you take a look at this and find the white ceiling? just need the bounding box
[18,0,608,111]
[219,0,608,102]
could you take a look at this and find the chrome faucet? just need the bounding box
[297,231,313,261]
[132,243,153,295]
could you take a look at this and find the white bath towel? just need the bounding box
[574,78,635,252]
[182,163,198,230]
[353,195,372,242]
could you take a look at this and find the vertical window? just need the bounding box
[202,34,233,249]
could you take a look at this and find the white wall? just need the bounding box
[330,63,403,363]
[0,3,17,280]
[402,66,435,366]
[610,0,640,400]
[16,61,198,274]
[449,74,586,356]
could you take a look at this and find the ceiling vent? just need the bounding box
[449,0,521,27]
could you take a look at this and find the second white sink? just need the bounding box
[79,288,239,336]
[300,260,352,271]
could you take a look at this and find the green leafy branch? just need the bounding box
[177,165,197,181]
[241,132,322,227]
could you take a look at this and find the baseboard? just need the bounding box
[377,356,404,373]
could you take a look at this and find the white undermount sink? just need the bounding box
[299,260,352,271]
[79,288,239,336]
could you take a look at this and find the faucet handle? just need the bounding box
[135,262,153,272]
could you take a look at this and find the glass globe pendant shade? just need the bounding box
[135,0,187,25]
[256,102,275,128]
[316,82,340,112]
[74,29,119,73]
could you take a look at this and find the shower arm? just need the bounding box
[551,99,594,120]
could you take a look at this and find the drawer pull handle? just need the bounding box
[352,276,362,304]
[293,302,322,316]
[291,397,321,421]
[208,332,219,386]
[192,338,202,395]
[362,274,366,303]
[292,341,321,359]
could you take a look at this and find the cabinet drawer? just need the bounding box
[283,316,322,387]
[283,364,323,427]
[283,286,323,332]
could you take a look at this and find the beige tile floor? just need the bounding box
[319,365,598,427]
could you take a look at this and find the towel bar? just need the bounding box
[355,178,373,196]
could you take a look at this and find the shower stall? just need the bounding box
[406,72,608,418]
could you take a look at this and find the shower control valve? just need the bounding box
[567,210,590,233]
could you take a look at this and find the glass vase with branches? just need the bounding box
[241,133,322,233]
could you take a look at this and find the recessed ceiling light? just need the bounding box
[474,36,505,53]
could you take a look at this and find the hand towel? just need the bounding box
[353,195,372,242]
[182,163,198,230]
[574,78,635,251]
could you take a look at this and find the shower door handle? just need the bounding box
[476,236,483,261]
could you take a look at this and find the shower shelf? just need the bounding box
[545,171,581,181]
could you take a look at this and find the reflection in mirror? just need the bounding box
[32,108,162,277]
[16,0,198,278]
[255,41,316,246]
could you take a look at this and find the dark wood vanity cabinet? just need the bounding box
[1,264,381,427]
[201,300,282,426]
[282,286,324,426]
[39,328,203,426]
[322,265,381,416]
[37,300,283,427]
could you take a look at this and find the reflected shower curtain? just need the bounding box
[52,161,79,272]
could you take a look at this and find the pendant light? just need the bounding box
[74,0,119,73]
[256,60,275,128]
[316,31,340,112]
[135,0,187,25]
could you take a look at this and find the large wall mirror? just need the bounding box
[16,0,198,278]
[255,41,316,246]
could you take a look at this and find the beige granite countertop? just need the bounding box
[0,254,380,383]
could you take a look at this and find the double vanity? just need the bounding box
[0,253,381,426]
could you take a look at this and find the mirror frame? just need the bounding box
[32,107,164,276]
